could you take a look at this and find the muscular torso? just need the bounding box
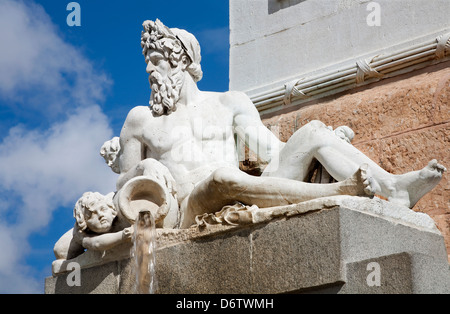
[121,91,240,191]
[147,93,238,179]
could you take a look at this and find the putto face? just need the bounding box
[106,153,120,174]
[84,201,116,234]
[100,137,120,174]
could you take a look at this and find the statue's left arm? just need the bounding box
[81,227,133,251]
[228,91,285,163]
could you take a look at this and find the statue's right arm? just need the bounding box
[228,91,286,163]
[116,107,145,190]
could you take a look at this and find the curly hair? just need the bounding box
[141,19,203,83]
[73,192,116,232]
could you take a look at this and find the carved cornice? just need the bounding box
[251,32,450,116]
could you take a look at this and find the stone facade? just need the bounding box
[230,0,450,96]
[261,62,450,260]
[230,3,449,259]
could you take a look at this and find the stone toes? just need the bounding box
[427,160,446,174]
[427,159,438,168]
[436,164,447,173]
[363,178,376,196]
[424,159,447,174]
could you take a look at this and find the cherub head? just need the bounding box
[100,137,120,174]
[74,192,117,234]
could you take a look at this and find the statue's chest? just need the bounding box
[143,106,233,154]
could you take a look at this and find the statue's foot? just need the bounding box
[334,126,355,143]
[339,164,377,197]
[388,159,446,208]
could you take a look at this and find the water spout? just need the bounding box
[131,209,158,294]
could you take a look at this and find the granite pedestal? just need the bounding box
[45,196,450,294]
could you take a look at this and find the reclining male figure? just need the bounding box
[115,20,446,228]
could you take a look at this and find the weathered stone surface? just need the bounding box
[155,228,253,294]
[263,64,450,143]
[379,124,449,213]
[261,63,450,261]
[341,253,413,294]
[353,140,382,167]
[45,198,450,294]
[432,69,450,124]
[377,124,450,259]
[45,261,119,294]
[435,214,450,250]
[230,0,450,93]
[250,208,342,293]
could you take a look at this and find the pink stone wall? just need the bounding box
[261,62,450,260]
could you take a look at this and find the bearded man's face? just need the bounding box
[146,49,185,115]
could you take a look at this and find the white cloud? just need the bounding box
[0,0,117,293]
[0,0,111,114]
[0,224,41,293]
[0,105,117,293]
[0,105,117,230]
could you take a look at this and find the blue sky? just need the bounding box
[0,0,229,293]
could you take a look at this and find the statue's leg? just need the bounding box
[263,120,370,180]
[180,165,375,228]
[263,120,446,208]
[53,228,84,260]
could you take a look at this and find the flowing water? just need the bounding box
[131,209,158,294]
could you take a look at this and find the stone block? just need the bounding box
[338,205,447,263]
[409,252,450,294]
[250,209,342,293]
[45,197,450,294]
[341,253,413,294]
[154,228,253,294]
[45,261,119,294]
[434,214,450,261]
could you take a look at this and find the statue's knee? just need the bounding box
[53,230,73,260]
[212,168,235,186]
[306,120,327,130]
[296,120,328,141]
[53,242,66,260]
[211,167,243,190]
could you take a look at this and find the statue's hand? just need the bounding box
[122,226,134,240]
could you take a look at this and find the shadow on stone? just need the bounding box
[50,262,119,294]
[268,0,307,14]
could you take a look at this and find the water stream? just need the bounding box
[131,209,158,294]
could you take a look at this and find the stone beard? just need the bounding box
[149,61,184,116]
[141,19,203,116]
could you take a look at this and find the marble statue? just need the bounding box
[52,19,446,271]
[53,192,132,261]
[100,137,120,174]
[115,19,445,227]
